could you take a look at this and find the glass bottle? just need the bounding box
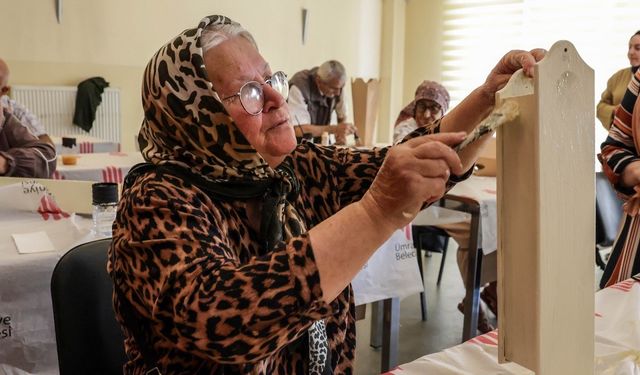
[91,182,118,237]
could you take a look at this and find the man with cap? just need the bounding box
[393,80,450,144]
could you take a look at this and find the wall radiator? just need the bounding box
[12,85,121,143]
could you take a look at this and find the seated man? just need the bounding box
[0,105,56,178]
[288,60,357,144]
[0,58,53,145]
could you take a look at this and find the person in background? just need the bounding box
[599,68,640,288]
[597,30,640,130]
[108,14,544,374]
[394,80,496,333]
[0,104,56,178]
[288,60,357,144]
[0,58,54,146]
[393,80,450,144]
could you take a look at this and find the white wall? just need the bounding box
[1,0,382,150]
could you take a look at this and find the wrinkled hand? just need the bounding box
[360,132,466,230]
[621,161,640,188]
[0,155,7,175]
[335,122,357,145]
[624,186,640,216]
[481,48,546,100]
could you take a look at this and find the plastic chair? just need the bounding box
[51,238,126,375]
[412,225,450,321]
[595,172,624,270]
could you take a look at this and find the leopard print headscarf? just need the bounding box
[139,15,275,182]
[138,15,302,247]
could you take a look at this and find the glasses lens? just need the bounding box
[239,82,263,115]
[270,71,289,100]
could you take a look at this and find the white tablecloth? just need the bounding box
[52,152,144,183]
[446,175,497,255]
[51,136,120,154]
[386,279,640,375]
[0,183,99,375]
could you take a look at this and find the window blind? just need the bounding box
[442,0,639,146]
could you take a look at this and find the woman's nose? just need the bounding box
[262,84,285,113]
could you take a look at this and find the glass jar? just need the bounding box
[91,182,118,237]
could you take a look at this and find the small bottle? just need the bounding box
[328,133,336,146]
[92,182,118,237]
[60,136,78,165]
[321,131,330,146]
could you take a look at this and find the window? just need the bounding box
[442,0,639,147]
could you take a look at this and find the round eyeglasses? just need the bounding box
[221,71,289,116]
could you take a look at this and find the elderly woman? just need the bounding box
[108,15,543,374]
[394,80,496,333]
[393,80,450,144]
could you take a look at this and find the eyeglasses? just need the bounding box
[416,101,442,114]
[221,71,289,116]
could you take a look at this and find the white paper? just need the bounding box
[12,231,56,254]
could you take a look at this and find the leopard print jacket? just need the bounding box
[107,122,474,375]
[109,141,384,374]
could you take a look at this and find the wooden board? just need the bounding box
[496,40,594,374]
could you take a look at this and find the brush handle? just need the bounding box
[454,100,519,152]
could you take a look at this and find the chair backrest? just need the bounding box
[51,238,127,375]
[595,172,624,246]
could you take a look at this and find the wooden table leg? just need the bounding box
[370,300,383,348]
[380,297,400,373]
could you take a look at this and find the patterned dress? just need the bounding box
[599,69,640,288]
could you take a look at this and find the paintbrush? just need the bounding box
[454,100,519,152]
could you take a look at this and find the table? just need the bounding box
[51,152,144,183]
[441,175,497,341]
[366,205,475,373]
[386,278,640,374]
[0,212,97,374]
[51,135,120,154]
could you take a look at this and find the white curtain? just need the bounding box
[441,0,639,153]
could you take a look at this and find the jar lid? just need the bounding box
[92,182,118,204]
[62,137,77,148]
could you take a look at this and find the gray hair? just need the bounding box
[200,22,258,53]
[317,60,346,83]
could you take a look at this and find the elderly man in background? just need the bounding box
[0,58,53,145]
[288,60,357,144]
[0,103,56,178]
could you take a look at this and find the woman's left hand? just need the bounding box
[481,48,547,100]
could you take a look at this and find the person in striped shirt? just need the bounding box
[599,68,640,288]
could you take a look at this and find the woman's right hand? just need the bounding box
[621,160,640,188]
[360,132,467,230]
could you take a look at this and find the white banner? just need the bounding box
[352,225,424,306]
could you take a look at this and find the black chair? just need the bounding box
[595,172,624,271]
[51,238,127,375]
[412,225,450,321]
